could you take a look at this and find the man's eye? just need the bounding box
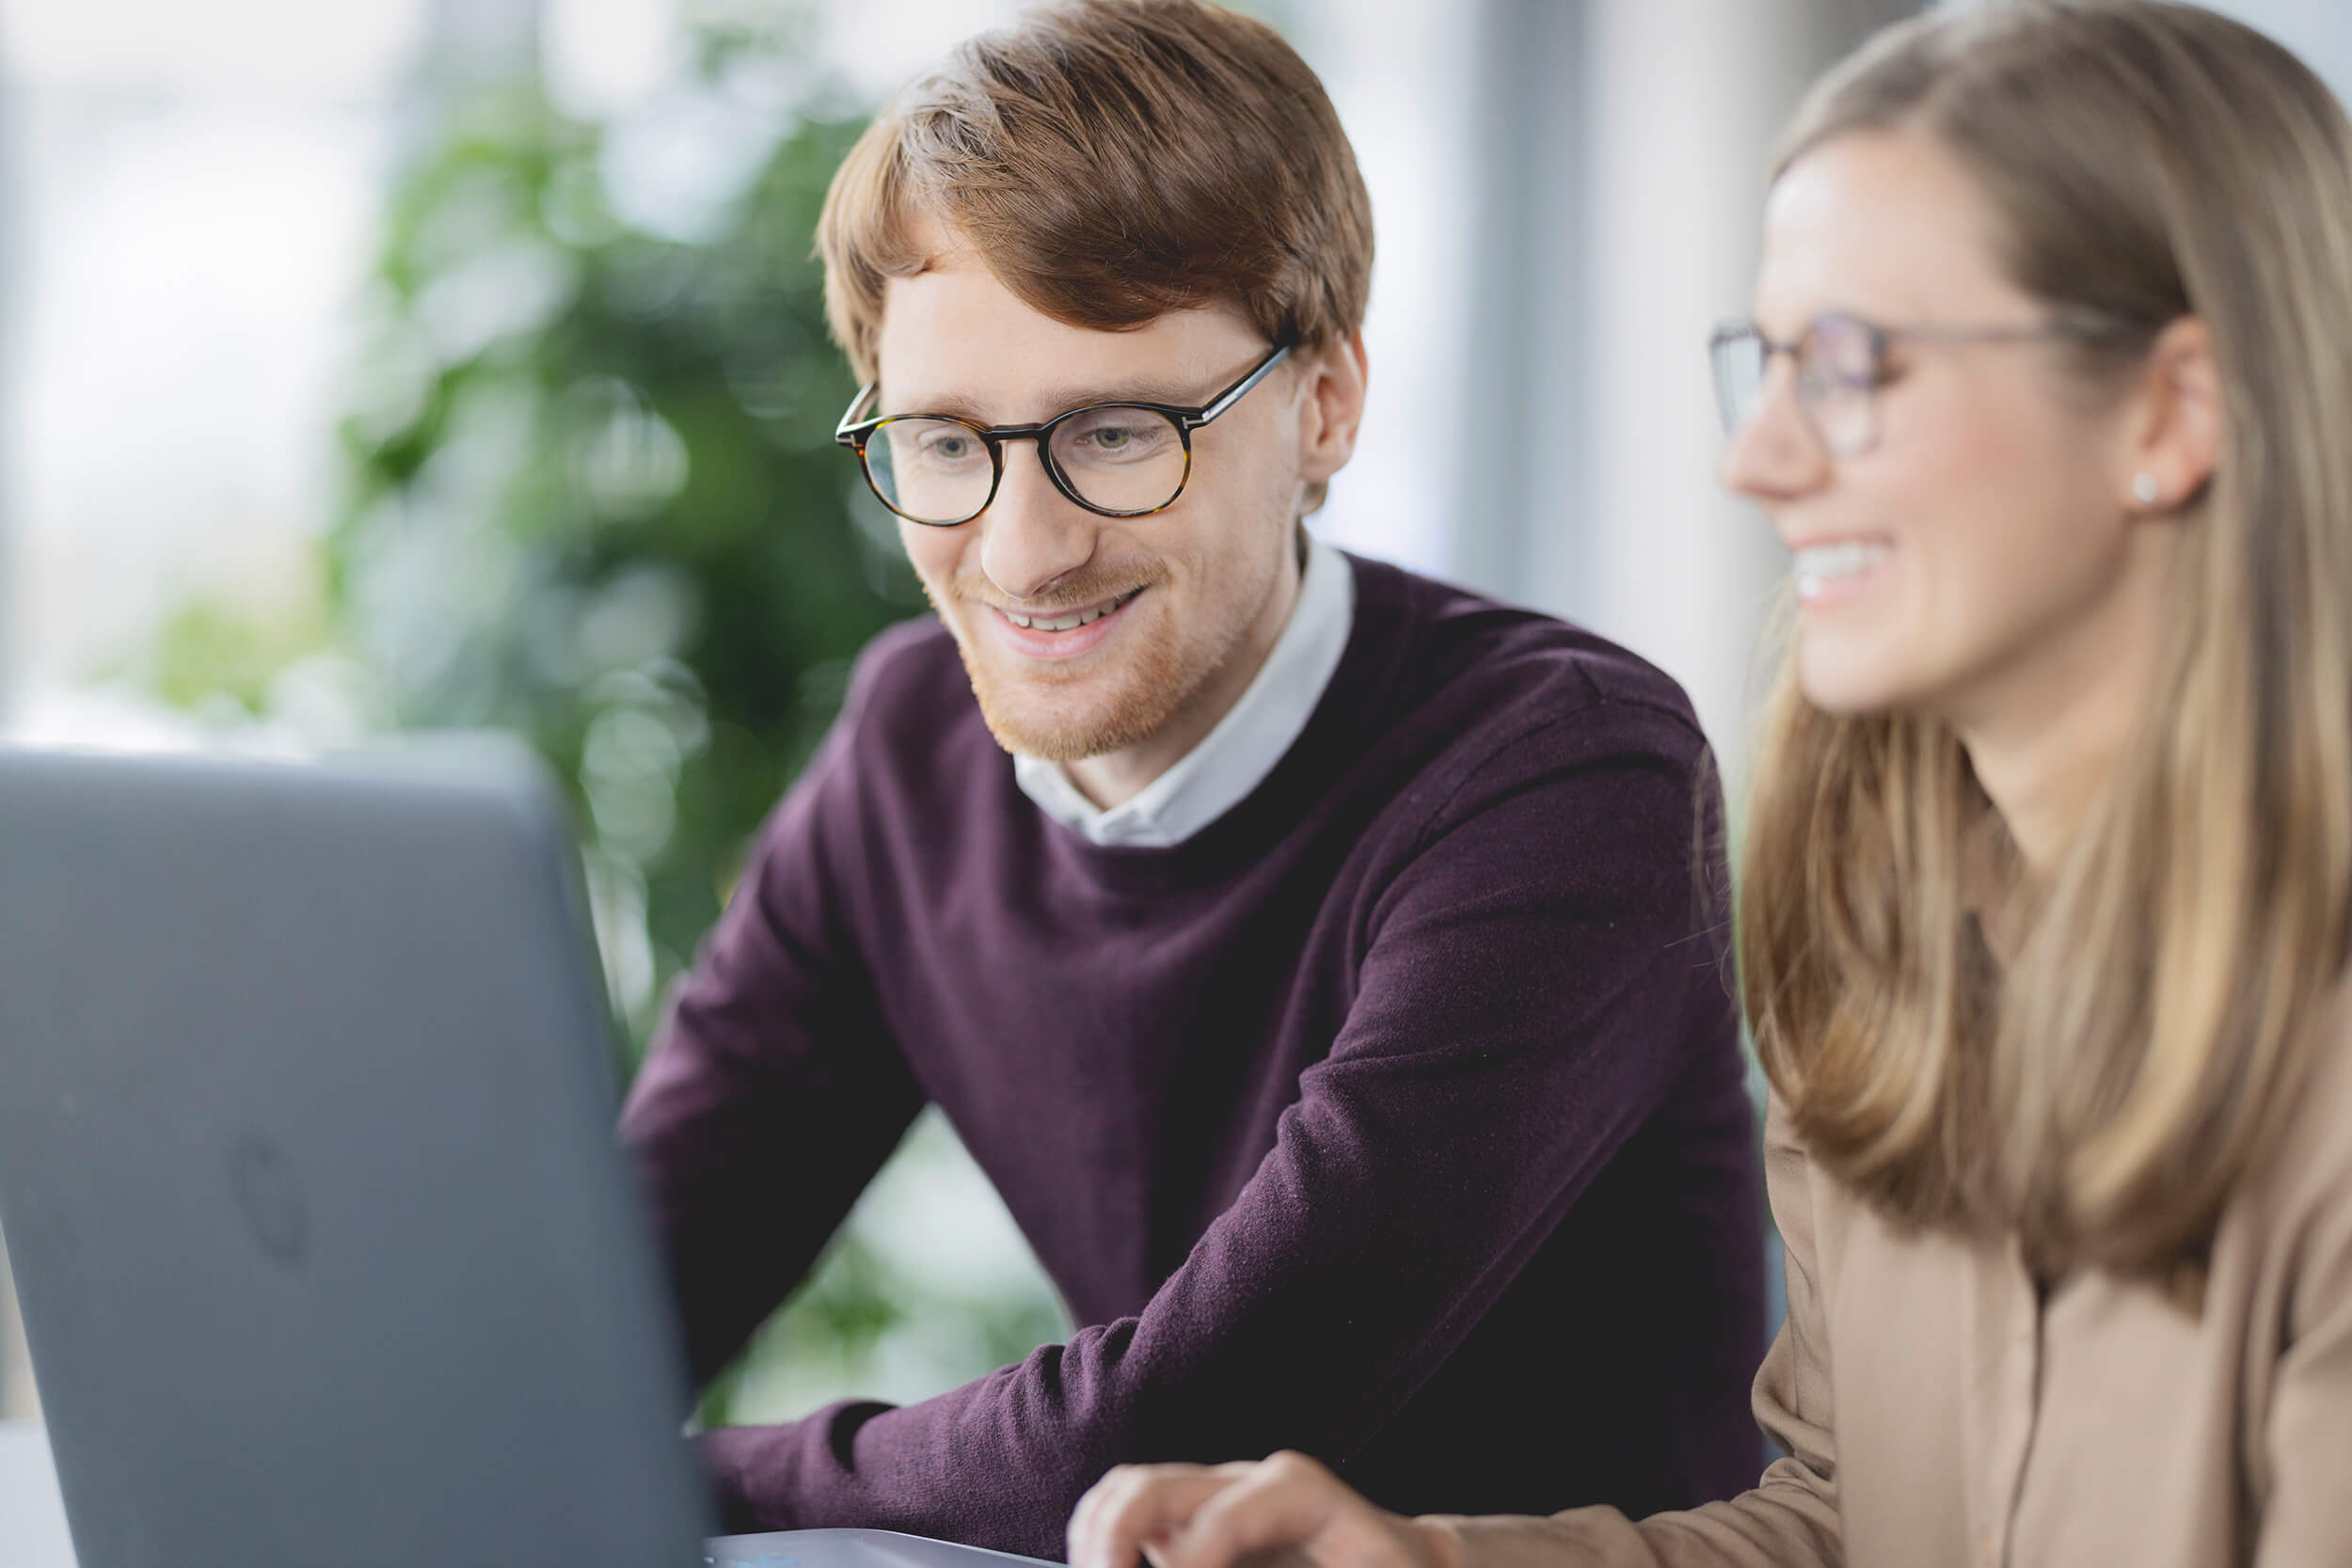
[1067,419,1167,457]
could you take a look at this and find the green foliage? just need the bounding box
[333,69,921,1051]
[326,45,1076,1430]
[137,590,326,719]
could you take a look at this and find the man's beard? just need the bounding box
[922,559,1237,762]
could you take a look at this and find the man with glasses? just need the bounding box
[620,0,1764,1554]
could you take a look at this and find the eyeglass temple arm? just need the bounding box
[835,384,879,443]
[839,341,1295,441]
[1184,343,1294,429]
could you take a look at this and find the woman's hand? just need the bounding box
[1067,1451,1460,1568]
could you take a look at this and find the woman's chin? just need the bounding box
[1796,644,1916,719]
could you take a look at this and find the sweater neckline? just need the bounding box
[1032,552,1416,894]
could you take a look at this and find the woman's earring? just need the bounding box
[2132,471,2162,507]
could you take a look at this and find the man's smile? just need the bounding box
[994,587,1148,632]
[982,587,1150,660]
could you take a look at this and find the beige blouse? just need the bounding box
[1424,997,2352,1567]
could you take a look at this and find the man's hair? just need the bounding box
[816,0,1374,387]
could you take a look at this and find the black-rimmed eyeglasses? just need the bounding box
[834,342,1293,527]
[1708,311,2133,457]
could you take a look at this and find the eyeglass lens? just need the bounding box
[1709,316,1881,456]
[864,406,1191,524]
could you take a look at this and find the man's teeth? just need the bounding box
[1792,541,1890,594]
[1005,590,1137,631]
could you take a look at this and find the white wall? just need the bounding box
[2200,0,2352,103]
[1563,0,1817,775]
[1285,0,1480,578]
[1454,0,1916,781]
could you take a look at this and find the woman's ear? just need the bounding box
[1295,331,1370,514]
[2121,316,2220,515]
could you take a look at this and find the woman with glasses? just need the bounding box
[1065,4,2352,1564]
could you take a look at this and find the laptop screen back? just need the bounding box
[0,745,712,1566]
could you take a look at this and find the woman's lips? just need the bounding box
[1790,538,1893,608]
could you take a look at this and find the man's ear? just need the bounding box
[2119,315,2220,515]
[1295,330,1369,515]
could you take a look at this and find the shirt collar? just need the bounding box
[1013,529,1356,848]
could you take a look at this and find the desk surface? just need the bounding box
[0,1426,1079,1568]
[0,1421,75,1566]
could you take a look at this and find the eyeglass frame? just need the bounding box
[1708,310,2141,457]
[834,341,1295,527]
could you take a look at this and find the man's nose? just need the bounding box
[978,441,1100,602]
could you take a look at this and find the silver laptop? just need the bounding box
[0,744,1066,1568]
[0,741,723,1565]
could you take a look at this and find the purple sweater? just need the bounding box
[620,554,1765,1556]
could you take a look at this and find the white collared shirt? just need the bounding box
[1013,529,1356,848]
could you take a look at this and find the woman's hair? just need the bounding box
[1740,0,2352,1287]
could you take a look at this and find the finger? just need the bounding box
[1070,1464,1252,1568]
[1073,1465,1242,1568]
[1157,1453,1355,1568]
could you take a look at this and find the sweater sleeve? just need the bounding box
[1421,1097,1843,1568]
[618,691,927,1388]
[696,709,1746,1557]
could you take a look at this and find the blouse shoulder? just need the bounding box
[2269,979,2352,1203]
[2234,977,2352,1316]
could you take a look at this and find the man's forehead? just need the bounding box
[873,257,1263,419]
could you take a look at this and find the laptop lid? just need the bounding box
[0,742,714,1566]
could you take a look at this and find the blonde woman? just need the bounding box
[1066,4,2352,1564]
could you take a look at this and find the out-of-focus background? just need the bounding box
[4,0,2349,1433]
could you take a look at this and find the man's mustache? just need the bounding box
[950,559,1171,616]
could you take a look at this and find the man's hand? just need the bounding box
[1068,1452,1461,1568]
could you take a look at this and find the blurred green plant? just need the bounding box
[325,32,1066,1427]
[336,66,917,1051]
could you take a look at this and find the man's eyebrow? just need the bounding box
[881,375,1212,422]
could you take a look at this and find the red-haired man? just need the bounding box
[622,1,1764,1553]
